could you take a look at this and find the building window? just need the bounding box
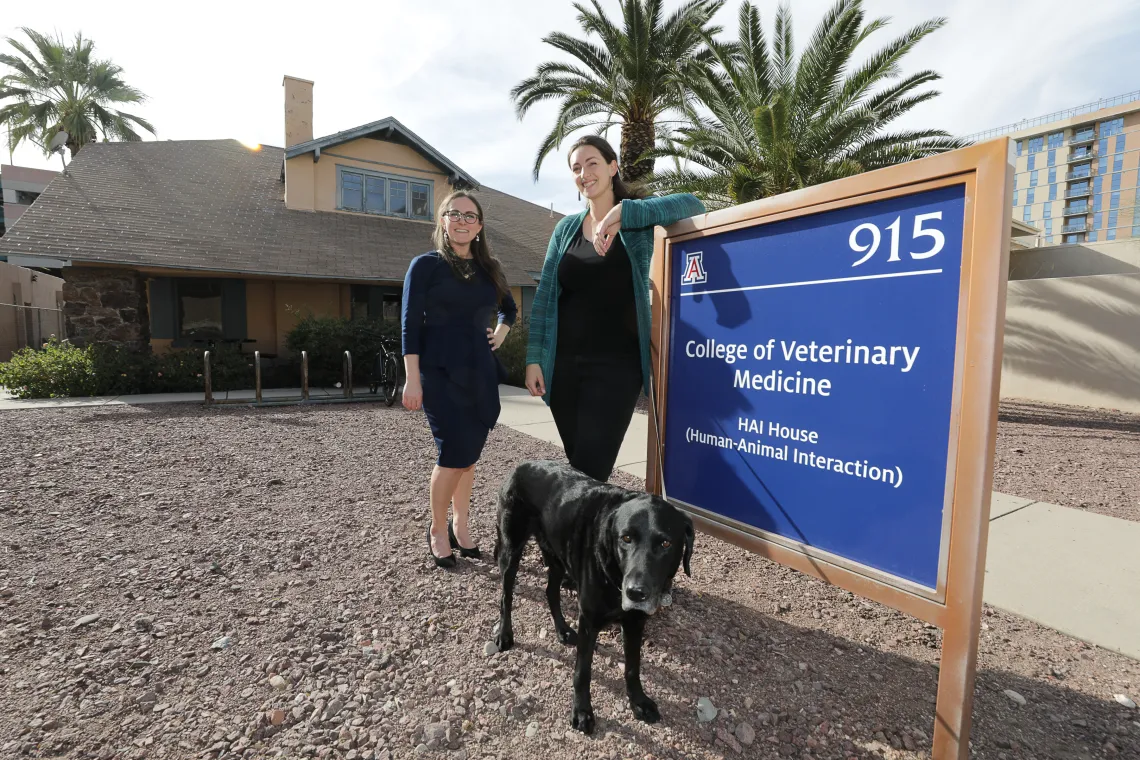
[1028,155,1036,171]
[1047,150,1056,167]
[1099,138,1109,156]
[1043,202,1051,219]
[1048,167,1056,184]
[1016,140,1023,156]
[1049,184,1057,201]
[1029,136,1044,153]
[1093,212,1102,230]
[1088,231,1097,242]
[1098,155,1108,174]
[177,279,224,339]
[1099,117,1124,137]
[1064,234,1079,243]
[1094,194,1102,212]
[1048,132,1064,149]
[1045,219,1053,235]
[1094,176,1103,195]
[1027,188,1035,204]
[1023,206,1032,222]
[336,165,433,221]
[1030,170,1038,187]
[1012,190,1019,206]
[1115,134,1127,153]
[14,190,40,205]
[1108,210,1118,240]
[1111,189,1121,208]
[1114,155,1124,173]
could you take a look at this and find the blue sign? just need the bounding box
[663,184,967,591]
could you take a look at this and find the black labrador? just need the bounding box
[493,459,694,734]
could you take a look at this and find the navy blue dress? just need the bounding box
[401,251,518,468]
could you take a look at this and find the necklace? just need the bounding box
[451,254,476,280]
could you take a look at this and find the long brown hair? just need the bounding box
[566,135,648,203]
[431,190,510,302]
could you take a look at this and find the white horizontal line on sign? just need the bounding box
[681,268,944,297]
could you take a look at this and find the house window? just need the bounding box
[337,165,432,221]
[177,279,224,339]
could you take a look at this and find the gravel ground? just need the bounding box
[992,400,1140,523]
[635,396,1140,523]
[1,403,1138,760]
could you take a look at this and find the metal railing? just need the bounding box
[1063,204,1089,216]
[0,304,66,362]
[960,89,1140,143]
[1065,187,1091,198]
[203,349,378,407]
[1061,222,1088,233]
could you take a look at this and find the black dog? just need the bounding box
[493,459,694,734]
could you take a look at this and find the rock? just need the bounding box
[134,617,153,633]
[697,697,717,723]
[270,675,288,690]
[212,636,232,650]
[40,615,53,630]
[483,641,498,657]
[735,722,755,746]
[41,718,61,731]
[744,697,753,710]
[526,722,539,738]
[72,614,100,629]
[423,722,448,743]
[1003,690,1026,706]
[1114,694,1136,709]
[269,709,286,726]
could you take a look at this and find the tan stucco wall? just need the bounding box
[247,280,277,354]
[285,136,453,216]
[273,281,343,357]
[1001,240,1140,413]
[1,260,64,361]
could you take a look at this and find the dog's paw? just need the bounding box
[630,694,660,724]
[494,628,514,652]
[557,626,578,647]
[570,705,595,734]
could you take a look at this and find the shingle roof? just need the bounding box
[0,139,563,286]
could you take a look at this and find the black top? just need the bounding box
[557,225,640,358]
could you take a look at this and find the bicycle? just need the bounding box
[368,337,401,406]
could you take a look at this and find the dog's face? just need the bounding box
[598,497,694,615]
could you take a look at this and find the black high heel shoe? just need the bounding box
[448,518,482,559]
[427,524,456,568]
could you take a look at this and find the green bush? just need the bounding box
[285,311,400,387]
[496,317,529,388]
[0,339,256,399]
[0,337,96,399]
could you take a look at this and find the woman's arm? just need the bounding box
[400,255,432,410]
[620,193,707,230]
[525,219,568,368]
[489,287,517,351]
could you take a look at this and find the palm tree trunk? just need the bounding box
[620,120,656,184]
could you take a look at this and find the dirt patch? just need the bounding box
[0,403,1137,759]
[993,399,1140,523]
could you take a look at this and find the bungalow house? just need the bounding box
[0,76,562,357]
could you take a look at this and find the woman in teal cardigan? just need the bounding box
[525,135,705,482]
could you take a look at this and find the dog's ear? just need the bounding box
[593,509,623,587]
[681,514,694,577]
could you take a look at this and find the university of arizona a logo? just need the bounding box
[681,251,707,285]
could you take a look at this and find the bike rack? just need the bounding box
[202,348,390,407]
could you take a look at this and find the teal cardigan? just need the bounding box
[525,193,707,405]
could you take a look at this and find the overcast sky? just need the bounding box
[3,0,1139,215]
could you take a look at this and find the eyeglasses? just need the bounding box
[443,210,481,223]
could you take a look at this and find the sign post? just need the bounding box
[647,138,1013,759]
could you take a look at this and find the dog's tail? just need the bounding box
[493,464,529,565]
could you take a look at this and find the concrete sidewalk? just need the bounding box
[0,386,379,409]
[497,386,1140,661]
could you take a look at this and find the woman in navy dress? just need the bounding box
[401,190,517,568]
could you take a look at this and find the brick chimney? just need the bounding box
[283,76,314,148]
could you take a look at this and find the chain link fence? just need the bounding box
[0,303,66,362]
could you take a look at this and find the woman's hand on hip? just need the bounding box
[487,325,508,351]
[402,377,423,411]
[593,203,622,256]
[525,364,545,397]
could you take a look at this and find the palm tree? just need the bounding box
[510,0,728,184]
[649,0,967,209]
[0,28,155,159]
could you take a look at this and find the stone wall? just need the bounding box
[62,267,150,350]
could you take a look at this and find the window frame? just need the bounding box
[175,278,225,340]
[335,164,434,221]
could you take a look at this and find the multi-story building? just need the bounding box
[963,91,1140,246]
[0,164,58,238]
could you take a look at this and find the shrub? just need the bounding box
[0,337,95,399]
[285,311,400,388]
[496,317,529,388]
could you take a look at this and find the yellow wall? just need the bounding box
[247,280,277,354]
[273,281,344,356]
[285,135,454,217]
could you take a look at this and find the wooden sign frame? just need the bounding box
[646,137,1014,759]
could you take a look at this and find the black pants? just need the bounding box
[549,354,643,482]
